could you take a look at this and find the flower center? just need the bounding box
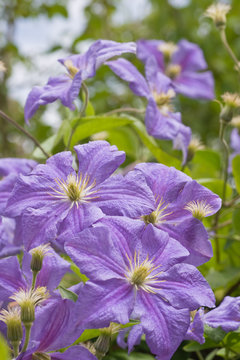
[64,60,79,79]
[158,42,178,61]
[125,251,163,293]
[50,173,98,207]
[184,200,213,221]
[142,198,172,225]
[165,64,181,79]
[152,89,176,115]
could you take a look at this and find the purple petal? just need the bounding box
[76,280,134,328]
[204,296,240,332]
[231,128,240,153]
[50,346,97,360]
[135,291,190,359]
[0,257,26,301]
[106,58,150,98]
[94,171,155,218]
[158,263,215,310]
[24,75,74,123]
[137,40,165,70]
[31,296,83,352]
[185,309,205,344]
[0,158,37,177]
[172,40,208,71]
[65,225,127,281]
[74,140,125,186]
[174,71,215,100]
[163,218,213,266]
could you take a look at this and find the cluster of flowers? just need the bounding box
[24,39,214,163]
[0,39,239,360]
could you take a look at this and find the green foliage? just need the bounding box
[58,285,78,302]
[0,335,10,360]
[232,155,240,194]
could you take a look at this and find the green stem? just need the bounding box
[11,341,19,358]
[220,28,240,73]
[66,82,89,150]
[196,350,204,360]
[0,110,50,158]
[21,323,32,353]
[31,271,38,290]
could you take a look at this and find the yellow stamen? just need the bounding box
[64,60,79,78]
[165,64,181,79]
[142,197,172,225]
[125,251,164,293]
[49,173,99,207]
[184,200,213,221]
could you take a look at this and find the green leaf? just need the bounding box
[132,120,181,168]
[206,267,240,290]
[85,100,95,117]
[58,286,78,302]
[75,329,101,343]
[183,338,219,352]
[70,263,88,283]
[233,208,240,234]
[0,335,10,360]
[232,154,240,194]
[54,120,72,147]
[223,331,240,353]
[191,149,221,179]
[70,116,133,147]
[204,324,226,343]
[32,134,57,159]
[108,127,139,158]
[198,178,232,199]
[105,351,155,360]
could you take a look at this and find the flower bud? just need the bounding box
[10,287,49,325]
[0,306,23,343]
[205,3,231,29]
[220,93,240,123]
[94,323,121,359]
[187,136,204,162]
[30,244,51,273]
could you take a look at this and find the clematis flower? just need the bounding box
[0,295,90,360]
[24,40,136,123]
[134,162,221,266]
[107,57,191,163]
[65,218,215,360]
[137,39,214,100]
[0,247,70,302]
[184,309,205,344]
[229,128,240,172]
[0,158,37,215]
[5,141,154,250]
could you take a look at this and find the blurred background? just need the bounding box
[1,0,240,158]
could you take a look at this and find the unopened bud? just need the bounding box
[205,3,231,29]
[30,244,51,273]
[0,307,23,343]
[220,93,240,123]
[94,323,121,359]
[10,287,49,325]
[187,136,205,162]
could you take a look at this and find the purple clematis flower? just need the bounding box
[0,247,70,302]
[137,39,214,100]
[184,309,205,344]
[24,40,136,123]
[65,217,215,360]
[2,295,91,360]
[134,162,221,266]
[5,141,154,251]
[0,158,37,215]
[107,57,191,163]
[229,128,240,172]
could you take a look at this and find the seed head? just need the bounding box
[30,244,51,273]
[205,3,231,28]
[0,306,23,343]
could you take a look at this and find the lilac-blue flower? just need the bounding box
[0,216,21,258]
[106,57,191,163]
[5,141,154,251]
[137,39,215,100]
[0,247,70,303]
[134,162,222,266]
[65,217,215,360]
[24,40,136,123]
